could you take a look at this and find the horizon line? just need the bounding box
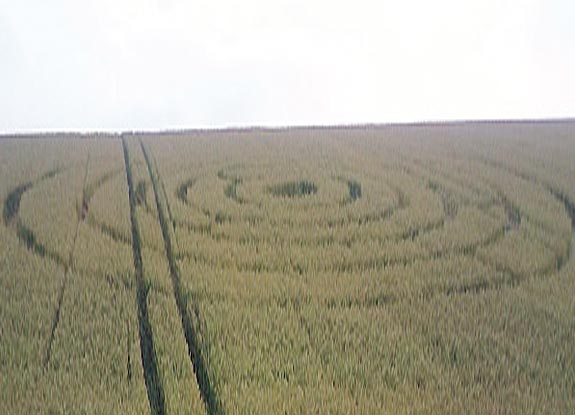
[1,116,574,138]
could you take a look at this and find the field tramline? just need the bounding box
[1,122,574,414]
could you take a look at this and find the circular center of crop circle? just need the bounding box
[267,180,318,198]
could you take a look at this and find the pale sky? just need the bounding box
[0,0,573,132]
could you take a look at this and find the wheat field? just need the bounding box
[1,121,574,414]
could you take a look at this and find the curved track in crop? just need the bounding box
[172,154,575,301]
[7,149,572,372]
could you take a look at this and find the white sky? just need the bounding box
[0,0,574,132]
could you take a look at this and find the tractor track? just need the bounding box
[122,137,166,415]
[141,140,221,415]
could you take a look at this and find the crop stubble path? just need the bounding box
[140,139,220,415]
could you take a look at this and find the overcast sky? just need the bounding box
[0,0,573,132]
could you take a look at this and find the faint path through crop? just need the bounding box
[43,153,91,368]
